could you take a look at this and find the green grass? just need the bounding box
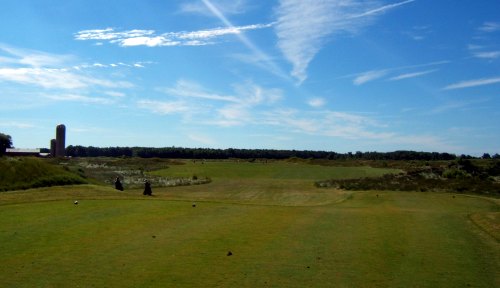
[0,188,498,287]
[0,160,498,287]
[151,160,400,180]
[147,161,399,206]
[0,157,87,191]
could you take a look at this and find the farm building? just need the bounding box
[5,148,41,157]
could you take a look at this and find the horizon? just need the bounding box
[1,0,499,156]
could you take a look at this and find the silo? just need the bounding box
[50,139,56,157]
[55,124,66,157]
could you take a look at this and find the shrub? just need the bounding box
[443,168,469,179]
[31,175,88,188]
[316,171,500,196]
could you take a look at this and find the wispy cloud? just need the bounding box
[346,60,448,85]
[162,79,239,102]
[468,22,500,61]
[443,76,500,90]
[105,91,126,98]
[0,44,74,67]
[274,0,416,84]
[0,45,134,90]
[307,97,326,108]
[231,81,283,105]
[141,79,283,126]
[146,81,394,139]
[160,79,283,106]
[73,61,151,70]
[75,24,272,47]
[353,70,388,85]
[45,94,115,105]
[137,78,455,151]
[478,22,500,33]
[74,28,154,41]
[389,69,437,81]
[0,67,132,90]
[137,100,193,115]
[472,50,500,59]
[0,67,87,89]
[467,44,483,50]
[263,109,393,140]
[429,98,489,114]
[265,108,458,152]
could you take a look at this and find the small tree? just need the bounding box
[0,133,13,156]
[482,153,491,159]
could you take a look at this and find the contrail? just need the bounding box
[352,0,417,19]
[201,0,290,81]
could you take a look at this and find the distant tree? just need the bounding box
[482,153,491,159]
[493,153,500,159]
[0,133,13,156]
[61,145,460,161]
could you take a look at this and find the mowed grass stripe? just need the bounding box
[156,179,351,206]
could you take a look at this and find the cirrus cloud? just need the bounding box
[75,23,273,47]
[478,22,500,33]
[0,45,134,90]
[275,0,416,84]
[443,76,500,90]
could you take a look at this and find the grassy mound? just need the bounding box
[0,157,87,191]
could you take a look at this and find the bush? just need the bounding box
[31,175,88,188]
[316,172,500,196]
[443,168,469,179]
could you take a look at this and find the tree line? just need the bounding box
[63,145,477,161]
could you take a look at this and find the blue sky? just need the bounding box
[0,0,499,155]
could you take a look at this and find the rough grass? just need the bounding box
[0,157,87,191]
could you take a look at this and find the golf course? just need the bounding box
[0,159,498,287]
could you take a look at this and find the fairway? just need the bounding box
[1,187,498,287]
[151,160,399,180]
[147,160,400,206]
